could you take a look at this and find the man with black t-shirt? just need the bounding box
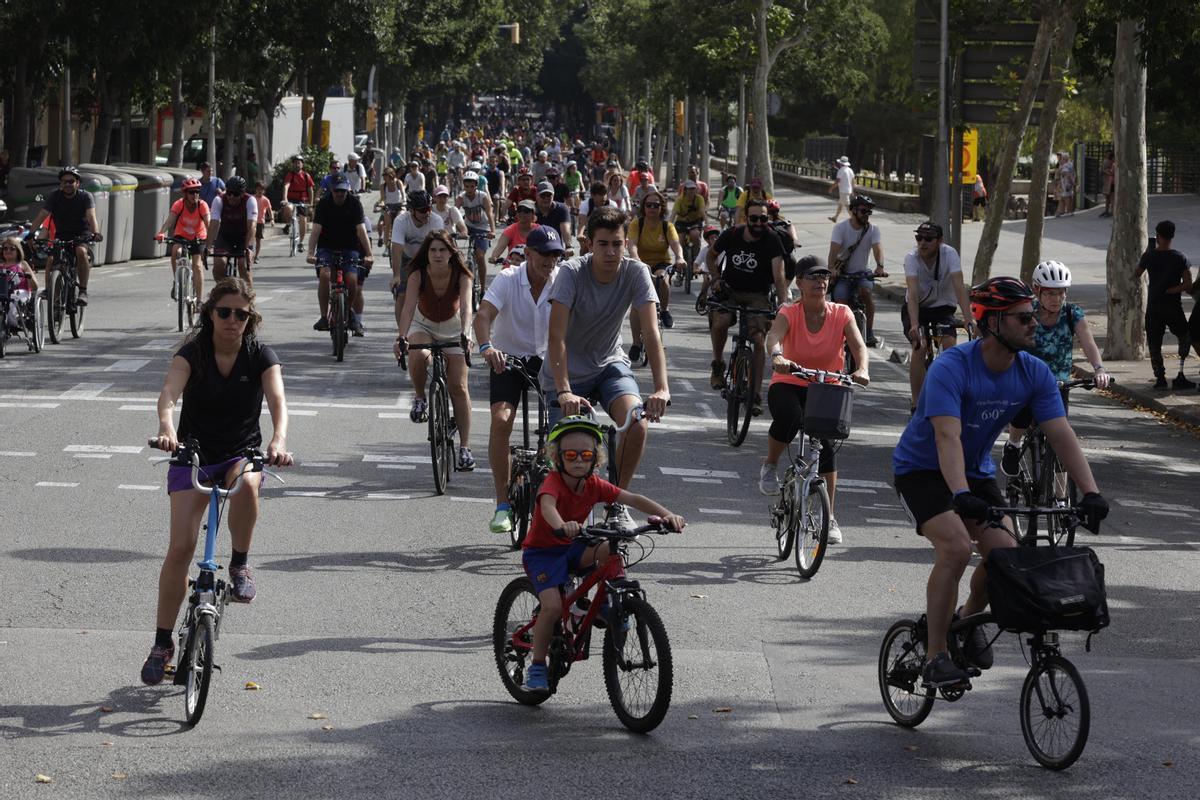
[29,166,104,306]
[1136,219,1194,389]
[307,173,374,335]
[705,197,788,413]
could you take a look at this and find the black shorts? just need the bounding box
[1011,387,1070,430]
[766,382,836,472]
[900,304,957,344]
[489,356,543,407]
[894,469,1005,535]
[212,235,248,258]
[255,222,265,238]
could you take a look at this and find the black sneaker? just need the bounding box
[313,317,329,331]
[710,360,726,390]
[1173,373,1195,389]
[752,394,763,417]
[1154,376,1168,389]
[1000,442,1022,477]
[865,332,878,347]
[922,652,970,689]
[959,611,994,670]
[661,309,674,329]
[629,343,643,363]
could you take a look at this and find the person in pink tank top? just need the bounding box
[758,256,870,545]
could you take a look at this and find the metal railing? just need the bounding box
[773,157,921,195]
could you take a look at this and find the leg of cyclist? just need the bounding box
[238,252,253,288]
[75,244,92,300]
[860,283,876,343]
[405,331,432,404]
[190,250,204,300]
[169,243,182,284]
[154,490,209,632]
[607,391,646,490]
[223,458,264,602]
[921,513,973,661]
[628,308,643,360]
[315,265,331,327]
[446,352,473,466]
[652,265,670,317]
[345,270,362,332]
[709,309,734,388]
[213,254,229,283]
[488,402,517,505]
[749,327,767,412]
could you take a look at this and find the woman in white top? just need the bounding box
[605,169,631,214]
[379,168,404,247]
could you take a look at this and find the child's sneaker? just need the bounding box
[140,643,175,686]
[525,663,549,691]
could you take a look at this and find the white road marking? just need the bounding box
[378,412,406,419]
[58,383,112,399]
[104,359,151,372]
[36,481,79,488]
[120,405,156,412]
[679,379,696,393]
[1148,509,1191,518]
[119,484,159,491]
[696,402,716,419]
[364,454,431,464]
[661,467,740,479]
[699,508,742,515]
[0,451,36,457]
[682,477,723,484]
[376,464,416,470]
[74,453,112,459]
[838,478,891,489]
[283,490,329,498]
[364,493,412,500]
[300,462,341,468]
[837,486,877,494]
[0,402,59,409]
[1115,498,1194,513]
[138,339,178,350]
[865,517,897,525]
[264,408,317,416]
[64,445,144,454]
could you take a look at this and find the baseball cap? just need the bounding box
[525,225,565,254]
[348,152,359,161]
[683,180,697,189]
[915,221,944,238]
[433,184,450,197]
[330,173,351,190]
[517,199,537,212]
[799,256,831,277]
[537,181,554,195]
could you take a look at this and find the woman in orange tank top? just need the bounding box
[758,256,870,544]
[394,229,477,470]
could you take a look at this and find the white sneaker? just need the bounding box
[758,463,779,496]
[826,516,843,545]
[607,503,636,531]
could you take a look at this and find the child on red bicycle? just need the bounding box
[522,415,685,691]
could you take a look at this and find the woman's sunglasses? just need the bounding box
[214,306,251,321]
[560,449,596,462]
[643,202,662,209]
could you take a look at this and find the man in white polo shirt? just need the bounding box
[473,224,562,534]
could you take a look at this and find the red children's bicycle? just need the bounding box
[493,521,675,733]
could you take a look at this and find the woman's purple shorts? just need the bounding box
[166,456,243,494]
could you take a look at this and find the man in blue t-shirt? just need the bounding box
[892,277,1108,690]
[197,162,225,206]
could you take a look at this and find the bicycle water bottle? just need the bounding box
[570,597,591,631]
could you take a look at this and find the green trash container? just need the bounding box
[81,165,136,263]
[3,167,61,222]
[106,166,171,259]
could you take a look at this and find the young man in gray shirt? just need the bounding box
[543,206,671,529]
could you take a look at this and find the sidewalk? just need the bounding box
[770,183,1200,428]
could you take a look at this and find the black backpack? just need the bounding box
[768,221,799,279]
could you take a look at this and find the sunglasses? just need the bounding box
[915,235,938,243]
[185,190,200,195]
[1002,311,1037,325]
[855,209,873,215]
[803,272,831,280]
[560,449,596,462]
[747,215,769,223]
[214,306,251,321]
[643,202,662,209]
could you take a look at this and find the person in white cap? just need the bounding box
[345,152,367,193]
[828,156,856,223]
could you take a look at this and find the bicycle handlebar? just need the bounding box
[985,505,1099,536]
[707,301,777,317]
[555,520,677,541]
[789,366,861,386]
[147,438,284,496]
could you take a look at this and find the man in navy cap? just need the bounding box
[535,180,573,255]
[473,224,563,534]
[308,172,373,335]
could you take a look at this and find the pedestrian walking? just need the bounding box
[1100,150,1116,218]
[828,156,855,223]
[1136,220,1194,389]
[1055,152,1076,217]
[971,174,988,222]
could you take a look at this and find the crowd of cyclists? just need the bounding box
[9,110,1111,707]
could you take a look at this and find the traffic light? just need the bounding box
[366,107,376,131]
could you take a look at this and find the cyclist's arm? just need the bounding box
[354,223,373,262]
[766,313,794,371]
[458,271,474,346]
[706,243,721,280]
[843,314,870,384]
[905,274,922,341]
[668,235,685,265]
[872,241,885,271]
[395,273,420,335]
[154,355,192,449]
[772,255,788,305]
[614,487,675,522]
[483,194,496,234]
[637,301,670,418]
[950,271,973,333]
[30,209,49,232]
[488,233,510,262]
[931,415,969,495]
[306,223,323,260]
[547,300,571,395]
[86,206,101,238]
[159,211,180,237]
[1074,317,1106,377]
[261,364,292,465]
[1167,267,1192,294]
[827,240,840,272]
[1040,417,1099,494]
[206,219,221,251]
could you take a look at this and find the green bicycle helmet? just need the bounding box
[547,415,606,445]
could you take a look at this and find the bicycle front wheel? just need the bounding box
[773,490,797,561]
[68,280,85,338]
[879,618,935,727]
[429,380,451,494]
[726,351,752,447]
[602,597,673,733]
[331,293,347,361]
[794,479,830,579]
[175,265,187,332]
[507,473,528,550]
[31,292,45,352]
[184,615,215,726]
[493,577,549,705]
[1039,448,1078,545]
[1005,439,1038,539]
[1020,654,1090,770]
[45,270,64,344]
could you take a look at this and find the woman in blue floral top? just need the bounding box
[1000,260,1110,476]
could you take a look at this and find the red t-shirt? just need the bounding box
[507,186,537,208]
[285,170,314,202]
[524,471,621,549]
[501,222,533,249]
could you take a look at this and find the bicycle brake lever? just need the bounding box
[262,469,285,485]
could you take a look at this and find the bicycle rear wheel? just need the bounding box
[507,471,529,550]
[493,577,550,705]
[794,479,830,579]
[726,351,752,447]
[68,279,85,338]
[45,270,64,344]
[603,597,673,733]
[184,615,215,726]
[1020,654,1090,770]
[879,618,935,727]
[773,486,797,561]
[175,265,187,332]
[31,293,45,352]
[331,292,347,362]
[1005,440,1038,539]
[429,379,451,494]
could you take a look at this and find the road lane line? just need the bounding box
[662,467,740,479]
[119,484,159,491]
[376,464,416,470]
[0,451,36,457]
[0,401,59,409]
[450,497,493,503]
[64,445,144,454]
[682,477,723,484]
[364,493,412,500]
[699,508,742,515]
[364,454,431,464]
[120,405,157,411]
[283,490,329,497]
[300,462,341,468]
[36,481,79,488]
[679,379,696,393]
[74,453,112,459]
[104,359,151,372]
[58,383,113,399]
[696,402,716,419]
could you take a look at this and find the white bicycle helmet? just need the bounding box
[1032,260,1072,289]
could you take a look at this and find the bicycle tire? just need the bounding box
[32,293,45,352]
[289,227,297,257]
[45,270,64,344]
[602,597,673,733]
[1038,447,1078,544]
[843,341,858,375]
[472,267,483,313]
[794,479,830,579]
[683,256,693,295]
[175,264,187,332]
[184,268,197,330]
[1006,439,1038,539]
[492,576,550,705]
[429,379,450,494]
[773,487,796,561]
[0,326,5,358]
[726,350,752,447]
[184,615,215,726]
[68,279,85,338]
[332,292,347,362]
[878,618,935,727]
[1020,654,1090,770]
[507,472,528,550]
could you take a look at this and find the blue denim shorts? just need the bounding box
[523,541,588,595]
[314,248,362,279]
[546,362,641,425]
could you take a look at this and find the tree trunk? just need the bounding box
[90,72,115,164]
[1020,3,1080,282]
[220,106,236,178]
[119,95,132,163]
[311,90,328,151]
[701,95,711,185]
[169,68,186,167]
[1104,19,1148,360]
[736,73,747,185]
[750,0,773,193]
[10,53,31,168]
[970,9,1056,285]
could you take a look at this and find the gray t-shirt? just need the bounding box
[830,219,880,274]
[903,243,962,309]
[540,255,657,388]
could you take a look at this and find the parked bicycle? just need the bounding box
[0,269,44,357]
[150,438,283,726]
[769,367,862,578]
[45,233,96,344]
[493,521,676,732]
[708,300,776,447]
[504,356,550,549]
[401,340,470,495]
[879,505,1107,770]
[1004,379,1105,543]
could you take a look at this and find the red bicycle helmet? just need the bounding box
[766,200,781,213]
[970,277,1034,322]
[517,165,532,176]
[182,177,201,191]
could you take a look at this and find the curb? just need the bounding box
[1070,363,1200,429]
